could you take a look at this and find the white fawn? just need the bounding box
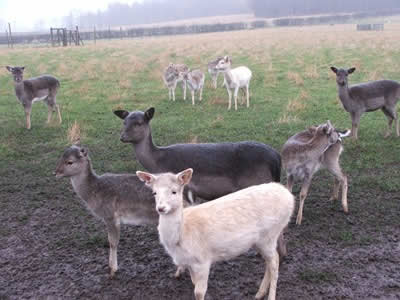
[137,168,294,300]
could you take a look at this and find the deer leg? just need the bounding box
[182,80,187,101]
[233,87,239,111]
[199,86,203,102]
[277,229,287,258]
[24,105,32,130]
[226,88,232,110]
[328,163,348,213]
[47,104,53,124]
[174,265,185,278]
[246,84,250,108]
[189,264,210,300]
[255,243,279,300]
[212,74,217,89]
[329,177,340,201]
[350,112,361,140]
[296,176,312,225]
[286,174,295,193]
[56,104,62,124]
[107,220,121,278]
[192,90,195,106]
[382,107,396,138]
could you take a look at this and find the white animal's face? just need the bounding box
[215,56,231,71]
[136,169,193,215]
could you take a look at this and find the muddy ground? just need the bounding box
[1,165,399,300]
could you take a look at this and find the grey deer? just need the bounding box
[178,69,205,105]
[281,121,350,225]
[55,145,159,278]
[163,63,188,102]
[6,66,62,129]
[207,57,223,89]
[331,66,400,139]
[113,108,288,257]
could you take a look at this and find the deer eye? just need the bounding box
[66,161,73,165]
[152,192,157,196]
[172,191,177,195]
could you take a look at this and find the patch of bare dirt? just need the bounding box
[1,166,399,299]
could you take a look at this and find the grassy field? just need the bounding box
[1,24,400,189]
[1,24,400,299]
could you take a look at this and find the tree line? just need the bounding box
[15,0,399,31]
[250,0,400,18]
[63,0,250,30]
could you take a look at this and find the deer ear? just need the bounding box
[330,66,338,74]
[347,67,356,74]
[21,66,25,70]
[177,168,193,186]
[79,147,88,157]
[145,107,155,121]
[114,110,129,120]
[136,171,156,185]
[6,66,13,72]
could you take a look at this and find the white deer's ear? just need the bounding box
[136,171,156,185]
[330,66,338,74]
[177,168,193,186]
[6,66,13,72]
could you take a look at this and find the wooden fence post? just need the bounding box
[8,23,13,49]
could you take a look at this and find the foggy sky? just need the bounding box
[0,0,140,31]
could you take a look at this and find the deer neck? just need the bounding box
[337,83,352,110]
[222,68,234,87]
[14,81,26,100]
[158,204,184,252]
[133,131,159,172]
[308,135,331,157]
[70,161,98,204]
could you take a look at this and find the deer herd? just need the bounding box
[5,54,400,300]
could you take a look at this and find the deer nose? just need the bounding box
[157,206,167,214]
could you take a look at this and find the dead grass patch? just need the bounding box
[287,71,304,86]
[277,113,299,124]
[67,120,83,145]
[304,65,319,79]
[367,70,382,81]
[187,135,198,144]
[210,96,228,106]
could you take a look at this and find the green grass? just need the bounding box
[0,25,399,192]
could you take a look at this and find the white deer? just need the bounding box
[137,169,294,300]
[215,55,252,110]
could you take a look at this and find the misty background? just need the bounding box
[1,0,399,32]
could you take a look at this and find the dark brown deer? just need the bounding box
[6,66,61,129]
[331,66,400,139]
